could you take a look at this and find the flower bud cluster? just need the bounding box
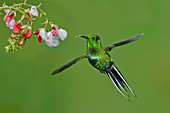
[34,25,67,47]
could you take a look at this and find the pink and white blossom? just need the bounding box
[6,19,15,29]
[30,6,38,17]
[39,28,47,40]
[45,31,59,47]
[13,21,22,34]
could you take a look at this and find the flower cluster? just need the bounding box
[0,1,67,53]
[34,25,67,47]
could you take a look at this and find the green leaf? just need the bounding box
[2,2,6,7]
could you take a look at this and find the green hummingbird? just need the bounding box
[51,33,143,100]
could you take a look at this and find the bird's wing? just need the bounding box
[107,64,136,100]
[51,54,87,75]
[104,33,144,52]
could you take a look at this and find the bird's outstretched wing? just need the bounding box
[104,33,144,51]
[51,54,87,75]
[107,65,136,100]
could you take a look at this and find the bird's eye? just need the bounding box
[95,36,99,41]
[92,36,99,41]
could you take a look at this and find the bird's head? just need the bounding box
[80,34,102,49]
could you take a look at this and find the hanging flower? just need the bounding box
[33,30,39,35]
[51,24,58,36]
[10,35,15,39]
[37,34,43,43]
[45,31,59,47]
[6,19,15,29]
[52,25,58,30]
[49,36,59,47]
[24,29,32,39]
[13,21,22,34]
[34,30,43,43]
[30,6,38,17]
[18,41,23,46]
[39,28,47,40]
[4,11,14,23]
[58,28,67,40]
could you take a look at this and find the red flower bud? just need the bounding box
[10,35,15,39]
[52,25,58,30]
[20,32,24,35]
[4,11,14,23]
[24,29,32,39]
[15,38,19,40]
[13,22,22,34]
[37,34,43,43]
[33,30,39,35]
[18,41,23,46]
[26,22,29,26]
[52,29,58,36]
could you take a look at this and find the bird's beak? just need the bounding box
[79,35,89,39]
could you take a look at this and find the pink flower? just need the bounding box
[4,11,14,23]
[24,29,32,39]
[13,21,22,34]
[51,25,58,36]
[52,29,58,36]
[6,19,15,29]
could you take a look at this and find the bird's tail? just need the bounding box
[107,65,136,100]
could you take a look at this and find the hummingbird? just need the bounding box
[51,33,143,100]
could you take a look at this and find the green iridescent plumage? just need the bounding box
[51,33,144,100]
[86,34,112,73]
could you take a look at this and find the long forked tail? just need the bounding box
[107,65,136,100]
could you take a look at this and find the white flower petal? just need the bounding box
[58,28,67,40]
[5,46,8,50]
[47,31,53,41]
[4,5,9,13]
[45,40,53,47]
[6,19,15,29]
[30,6,38,17]
[50,36,59,47]
[45,32,59,47]
[39,29,47,40]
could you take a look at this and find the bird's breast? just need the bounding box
[88,48,97,56]
[87,52,113,73]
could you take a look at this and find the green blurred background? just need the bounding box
[0,0,170,112]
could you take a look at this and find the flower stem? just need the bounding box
[0,2,51,29]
